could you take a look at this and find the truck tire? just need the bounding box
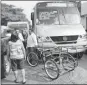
[4,55,11,76]
[1,55,11,79]
[73,52,83,59]
[85,49,87,54]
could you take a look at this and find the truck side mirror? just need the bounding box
[31,12,34,20]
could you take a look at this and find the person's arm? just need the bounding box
[21,42,26,60]
[32,33,38,46]
[19,33,24,41]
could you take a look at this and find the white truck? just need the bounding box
[31,1,87,59]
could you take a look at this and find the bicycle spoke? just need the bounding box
[45,64,58,72]
[45,60,59,79]
[27,52,38,67]
[62,53,75,71]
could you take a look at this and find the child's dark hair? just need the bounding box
[10,31,19,42]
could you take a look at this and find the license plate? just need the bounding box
[61,47,68,52]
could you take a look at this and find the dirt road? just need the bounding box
[1,54,87,84]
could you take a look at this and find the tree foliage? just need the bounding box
[1,3,29,26]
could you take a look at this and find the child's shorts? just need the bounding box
[11,59,24,71]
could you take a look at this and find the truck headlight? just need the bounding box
[38,36,52,42]
[78,34,87,39]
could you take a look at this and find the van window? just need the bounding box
[59,7,80,25]
[37,9,59,25]
[37,7,80,25]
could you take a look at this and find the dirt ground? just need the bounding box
[1,54,87,84]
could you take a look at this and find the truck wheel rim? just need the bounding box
[5,61,10,73]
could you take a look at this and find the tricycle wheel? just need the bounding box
[27,52,38,67]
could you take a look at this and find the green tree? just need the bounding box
[1,3,29,26]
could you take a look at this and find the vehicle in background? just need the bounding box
[7,21,29,32]
[1,26,11,79]
[85,30,87,54]
[31,1,87,59]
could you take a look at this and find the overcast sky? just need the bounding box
[2,1,87,24]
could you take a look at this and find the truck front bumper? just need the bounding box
[38,40,87,53]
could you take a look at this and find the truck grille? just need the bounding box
[50,36,78,44]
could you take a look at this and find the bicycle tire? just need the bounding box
[44,59,59,80]
[62,53,76,71]
[27,52,38,67]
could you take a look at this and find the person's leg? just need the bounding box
[25,41,27,49]
[29,47,33,52]
[21,69,26,82]
[26,47,31,54]
[11,59,18,81]
[18,59,26,83]
[26,47,29,58]
[35,48,41,59]
[13,70,18,81]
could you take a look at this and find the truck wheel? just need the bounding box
[4,55,11,76]
[85,50,87,54]
[1,55,11,79]
[73,52,83,59]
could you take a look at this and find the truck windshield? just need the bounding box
[37,7,80,25]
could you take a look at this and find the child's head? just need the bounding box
[11,30,19,42]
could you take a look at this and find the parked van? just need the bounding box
[31,1,87,59]
[7,21,29,31]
